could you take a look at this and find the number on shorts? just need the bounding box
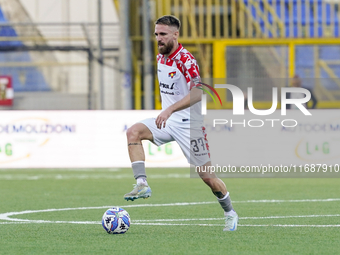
[191,138,205,152]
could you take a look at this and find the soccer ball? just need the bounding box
[102,207,131,234]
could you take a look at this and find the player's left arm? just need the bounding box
[155,80,202,129]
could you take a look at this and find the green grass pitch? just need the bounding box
[1,168,340,254]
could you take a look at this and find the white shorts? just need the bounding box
[139,118,211,166]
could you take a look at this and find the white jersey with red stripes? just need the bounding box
[157,43,203,127]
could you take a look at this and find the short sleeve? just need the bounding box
[180,52,200,86]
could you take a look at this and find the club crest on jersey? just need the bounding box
[168,71,176,78]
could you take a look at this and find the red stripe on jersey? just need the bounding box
[176,62,184,74]
[166,59,174,66]
[201,126,210,158]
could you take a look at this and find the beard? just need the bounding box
[158,40,174,55]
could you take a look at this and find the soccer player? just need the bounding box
[124,15,238,231]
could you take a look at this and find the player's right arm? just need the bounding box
[155,51,202,129]
[155,85,202,129]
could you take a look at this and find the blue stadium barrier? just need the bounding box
[0,7,50,92]
[244,0,339,38]
[252,1,340,89]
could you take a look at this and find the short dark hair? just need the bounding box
[155,15,181,30]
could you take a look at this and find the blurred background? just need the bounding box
[0,0,339,111]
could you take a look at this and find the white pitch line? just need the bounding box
[233,198,340,203]
[132,218,224,222]
[0,222,28,224]
[132,214,340,222]
[0,173,189,180]
[133,222,224,227]
[2,214,340,226]
[239,224,340,228]
[0,202,216,222]
[0,220,100,224]
[2,214,339,224]
[1,198,340,222]
[2,197,340,221]
[1,199,340,226]
[2,221,340,228]
[133,223,340,227]
[241,214,340,220]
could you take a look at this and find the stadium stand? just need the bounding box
[0,7,50,92]
[244,0,339,37]
[241,0,340,94]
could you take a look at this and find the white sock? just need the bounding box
[217,192,229,201]
[224,209,237,216]
[137,177,148,185]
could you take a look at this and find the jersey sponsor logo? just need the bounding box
[160,82,175,90]
[160,81,179,96]
[168,71,176,78]
[160,90,175,95]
